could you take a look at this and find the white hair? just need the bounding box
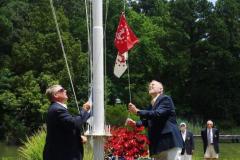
[151,80,164,94]
[45,84,62,101]
[207,120,213,125]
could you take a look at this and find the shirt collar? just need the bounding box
[151,94,160,106]
[56,102,68,109]
[181,130,187,134]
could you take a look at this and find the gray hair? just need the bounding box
[151,80,164,94]
[207,120,213,125]
[45,84,62,101]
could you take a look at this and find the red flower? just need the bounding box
[105,126,149,159]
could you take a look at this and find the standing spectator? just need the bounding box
[43,84,91,160]
[127,80,183,160]
[179,122,194,160]
[201,120,219,160]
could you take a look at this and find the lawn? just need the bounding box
[83,138,240,160]
[2,129,240,160]
[192,138,240,160]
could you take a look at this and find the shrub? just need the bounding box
[177,118,203,135]
[18,127,94,160]
[105,104,138,126]
[18,128,46,160]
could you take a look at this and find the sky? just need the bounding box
[209,0,217,4]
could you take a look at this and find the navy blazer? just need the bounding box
[181,131,194,155]
[136,95,183,156]
[201,128,219,154]
[43,102,91,160]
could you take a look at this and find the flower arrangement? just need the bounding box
[105,126,149,160]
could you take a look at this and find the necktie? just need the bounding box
[208,129,211,144]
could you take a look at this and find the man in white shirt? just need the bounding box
[201,120,219,160]
[179,122,194,160]
[127,80,183,160]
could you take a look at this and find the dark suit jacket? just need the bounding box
[181,131,194,155]
[43,102,91,160]
[201,128,219,154]
[136,95,183,156]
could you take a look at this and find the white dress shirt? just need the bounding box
[151,94,160,106]
[181,130,187,142]
[56,102,68,109]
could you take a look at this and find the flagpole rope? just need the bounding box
[50,0,80,113]
[127,60,132,103]
[104,0,110,127]
[127,59,132,118]
[85,0,92,96]
[122,1,131,116]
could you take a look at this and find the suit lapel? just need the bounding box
[185,131,190,142]
[186,131,189,142]
[152,95,162,109]
[54,102,68,110]
[212,128,216,139]
[204,129,208,141]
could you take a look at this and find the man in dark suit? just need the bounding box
[127,80,183,160]
[179,122,194,160]
[43,84,91,160]
[201,120,219,160]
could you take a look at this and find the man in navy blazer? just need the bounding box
[179,122,194,160]
[43,85,91,160]
[127,80,183,160]
[201,120,219,160]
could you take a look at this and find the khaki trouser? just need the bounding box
[152,147,182,160]
[180,151,192,160]
[204,144,219,160]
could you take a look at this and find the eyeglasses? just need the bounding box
[207,124,212,126]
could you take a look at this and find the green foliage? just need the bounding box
[18,128,46,160]
[105,104,139,126]
[0,69,48,144]
[105,104,129,126]
[18,127,94,160]
[177,118,203,135]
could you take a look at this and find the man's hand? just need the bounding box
[125,118,136,127]
[83,101,91,111]
[81,135,87,144]
[128,103,140,115]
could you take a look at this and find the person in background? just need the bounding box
[201,120,219,160]
[179,122,194,160]
[43,84,91,160]
[127,80,183,160]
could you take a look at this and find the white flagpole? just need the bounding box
[92,0,105,159]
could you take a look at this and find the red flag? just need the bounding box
[114,13,139,54]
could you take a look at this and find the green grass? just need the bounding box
[82,139,240,160]
[0,142,18,160]
[83,139,94,160]
[2,126,240,160]
[192,138,240,160]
